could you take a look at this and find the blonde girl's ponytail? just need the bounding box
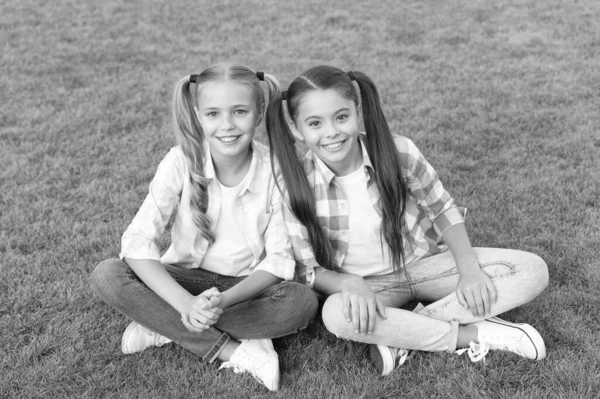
[171,75,214,244]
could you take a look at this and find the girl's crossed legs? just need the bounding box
[91,259,318,362]
[322,247,548,354]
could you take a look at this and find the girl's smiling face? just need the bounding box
[195,81,262,164]
[294,89,362,176]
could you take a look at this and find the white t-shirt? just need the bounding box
[200,178,255,276]
[336,167,393,277]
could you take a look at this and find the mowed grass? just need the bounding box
[1,0,599,397]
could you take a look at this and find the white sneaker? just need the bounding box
[369,344,410,376]
[219,339,279,391]
[457,317,546,362]
[121,322,172,354]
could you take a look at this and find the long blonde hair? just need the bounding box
[171,63,280,242]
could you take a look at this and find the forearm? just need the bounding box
[441,223,480,274]
[219,270,281,308]
[124,258,193,314]
[313,268,363,297]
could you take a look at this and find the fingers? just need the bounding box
[488,279,498,304]
[456,288,468,309]
[351,297,378,334]
[480,287,491,316]
[366,299,377,334]
[202,287,221,298]
[469,291,484,317]
[342,292,352,323]
[375,297,387,320]
[351,297,361,334]
[181,314,207,333]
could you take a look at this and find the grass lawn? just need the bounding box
[2,0,599,397]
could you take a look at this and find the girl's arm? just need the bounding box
[125,258,222,332]
[219,271,281,308]
[441,223,498,317]
[313,269,387,335]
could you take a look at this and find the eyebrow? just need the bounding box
[201,104,252,111]
[303,107,351,122]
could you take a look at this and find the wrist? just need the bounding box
[339,273,364,291]
[218,290,233,309]
[173,291,196,315]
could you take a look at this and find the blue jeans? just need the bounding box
[321,248,549,352]
[91,259,318,362]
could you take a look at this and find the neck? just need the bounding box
[212,147,253,187]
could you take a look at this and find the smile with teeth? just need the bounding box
[322,140,345,150]
[218,135,240,143]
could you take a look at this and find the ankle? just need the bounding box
[217,340,241,362]
[457,325,479,348]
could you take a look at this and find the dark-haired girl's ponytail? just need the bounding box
[265,94,336,271]
[351,71,408,273]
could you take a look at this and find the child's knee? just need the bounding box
[284,282,319,320]
[90,258,127,298]
[321,294,347,336]
[529,253,549,292]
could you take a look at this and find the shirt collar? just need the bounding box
[306,134,374,185]
[202,141,261,195]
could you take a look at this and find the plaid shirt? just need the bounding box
[283,135,465,285]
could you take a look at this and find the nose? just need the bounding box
[220,114,234,130]
[326,124,340,138]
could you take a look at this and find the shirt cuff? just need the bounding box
[119,235,162,261]
[433,206,466,236]
[253,254,296,281]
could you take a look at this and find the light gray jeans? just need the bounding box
[321,248,549,353]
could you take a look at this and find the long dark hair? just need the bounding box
[266,65,408,272]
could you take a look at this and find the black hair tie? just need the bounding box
[281,90,287,101]
[189,74,200,84]
[256,71,264,81]
[347,71,356,81]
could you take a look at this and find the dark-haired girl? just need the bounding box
[266,65,548,375]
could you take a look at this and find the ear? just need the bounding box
[289,121,304,142]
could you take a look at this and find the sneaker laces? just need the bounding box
[456,341,490,362]
[396,349,410,367]
[139,325,171,346]
[219,352,260,378]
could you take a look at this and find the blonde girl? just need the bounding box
[91,63,318,392]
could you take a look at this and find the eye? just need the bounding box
[337,114,348,122]
[206,111,218,117]
[234,109,248,115]
[308,120,321,127]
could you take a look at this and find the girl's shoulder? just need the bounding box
[390,134,419,155]
[155,146,190,175]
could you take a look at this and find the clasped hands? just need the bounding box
[181,287,224,333]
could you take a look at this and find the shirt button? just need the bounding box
[341,203,346,209]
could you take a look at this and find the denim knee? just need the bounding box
[275,282,319,329]
[90,258,129,303]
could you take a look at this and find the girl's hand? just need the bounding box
[456,269,498,317]
[181,287,224,333]
[340,275,387,335]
